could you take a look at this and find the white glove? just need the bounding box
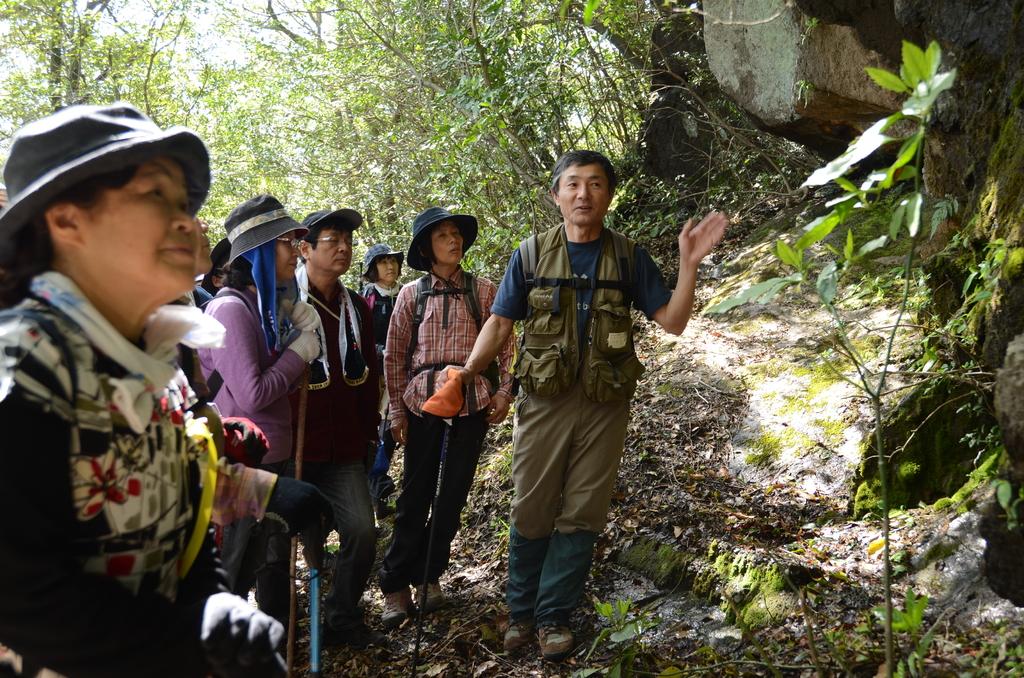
[287,330,321,363]
[201,592,285,677]
[289,300,321,333]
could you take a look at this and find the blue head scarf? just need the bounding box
[241,240,295,352]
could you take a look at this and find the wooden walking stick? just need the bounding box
[286,369,310,677]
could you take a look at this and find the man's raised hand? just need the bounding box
[679,211,728,268]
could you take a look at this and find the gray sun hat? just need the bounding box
[362,243,404,279]
[223,194,306,263]
[0,103,210,263]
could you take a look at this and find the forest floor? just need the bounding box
[290,199,1024,677]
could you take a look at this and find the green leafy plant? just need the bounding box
[873,589,927,635]
[993,479,1024,530]
[573,599,658,678]
[801,16,820,44]
[796,79,815,108]
[872,590,946,678]
[706,41,956,678]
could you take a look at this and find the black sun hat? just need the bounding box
[0,103,210,261]
[209,237,231,271]
[407,207,478,272]
[224,194,306,263]
[300,208,363,237]
[362,243,404,279]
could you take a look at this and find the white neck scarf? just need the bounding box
[373,281,401,297]
[31,272,225,433]
[295,265,364,384]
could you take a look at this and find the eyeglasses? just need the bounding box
[313,236,350,249]
[276,236,302,249]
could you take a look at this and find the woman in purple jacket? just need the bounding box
[199,194,322,623]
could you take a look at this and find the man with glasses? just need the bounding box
[289,208,387,648]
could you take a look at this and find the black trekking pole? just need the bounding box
[410,415,452,678]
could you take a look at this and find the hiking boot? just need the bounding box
[323,622,389,649]
[538,625,574,662]
[503,618,536,652]
[414,582,446,613]
[381,588,412,629]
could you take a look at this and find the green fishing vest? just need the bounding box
[515,226,645,402]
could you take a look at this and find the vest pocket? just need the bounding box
[584,352,645,402]
[516,345,571,398]
[524,287,564,336]
[591,302,633,355]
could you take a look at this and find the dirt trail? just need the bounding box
[296,212,1024,676]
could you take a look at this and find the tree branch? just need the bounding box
[264,0,311,49]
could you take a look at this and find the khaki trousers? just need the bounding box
[510,380,630,539]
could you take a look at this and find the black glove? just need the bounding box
[201,592,286,678]
[264,476,332,536]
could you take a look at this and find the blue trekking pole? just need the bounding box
[309,566,321,676]
[410,415,452,678]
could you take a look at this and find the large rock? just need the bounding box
[995,332,1024,486]
[983,330,1024,605]
[703,0,902,155]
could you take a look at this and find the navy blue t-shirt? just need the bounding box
[491,235,673,342]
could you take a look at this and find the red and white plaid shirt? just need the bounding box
[385,267,514,427]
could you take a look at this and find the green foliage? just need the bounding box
[574,599,658,678]
[993,479,1024,530]
[0,0,658,281]
[913,233,1008,370]
[706,40,957,678]
[872,590,944,678]
[706,41,956,318]
[873,589,927,635]
[795,79,814,108]
[800,16,819,45]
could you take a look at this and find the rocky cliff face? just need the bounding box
[894,0,1024,604]
[700,0,1024,604]
[702,0,903,155]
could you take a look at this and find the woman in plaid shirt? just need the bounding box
[378,207,514,628]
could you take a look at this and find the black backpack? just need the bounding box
[405,272,499,397]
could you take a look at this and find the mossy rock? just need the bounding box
[974,102,1024,367]
[1004,247,1024,281]
[851,377,999,517]
[618,537,697,589]
[618,536,808,628]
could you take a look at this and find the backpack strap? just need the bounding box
[462,271,482,333]
[406,275,434,376]
[518,230,633,315]
[519,235,539,291]
[405,272,489,410]
[609,229,634,307]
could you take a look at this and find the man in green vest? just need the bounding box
[461,150,728,662]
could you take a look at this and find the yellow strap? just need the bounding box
[179,418,219,578]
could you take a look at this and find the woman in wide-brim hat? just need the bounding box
[376,206,514,628]
[359,241,404,518]
[0,103,285,676]
[405,206,477,272]
[197,193,323,625]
